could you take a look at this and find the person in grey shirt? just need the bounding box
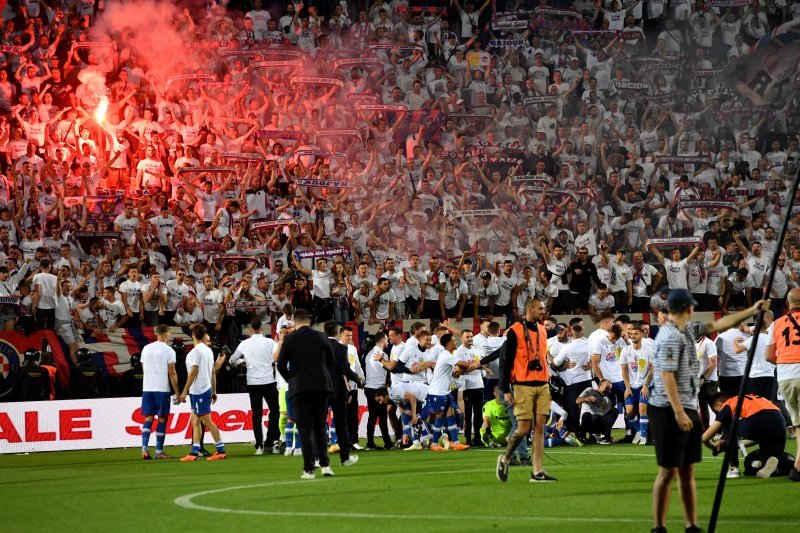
[649,288,766,533]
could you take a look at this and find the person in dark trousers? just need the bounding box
[364,332,394,449]
[576,379,618,444]
[277,308,335,479]
[702,393,789,478]
[230,319,280,455]
[323,320,362,466]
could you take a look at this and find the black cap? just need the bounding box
[480,271,492,280]
[667,289,697,313]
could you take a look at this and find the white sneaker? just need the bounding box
[441,434,451,450]
[352,443,363,450]
[756,456,779,479]
[727,467,740,479]
[284,447,294,457]
[321,466,334,477]
[632,433,641,445]
[300,471,315,480]
[314,459,320,468]
[293,448,303,456]
[638,436,647,446]
[342,455,359,466]
[254,446,264,456]
[405,442,423,451]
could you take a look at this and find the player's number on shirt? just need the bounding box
[781,327,800,346]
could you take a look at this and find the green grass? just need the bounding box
[2,441,796,532]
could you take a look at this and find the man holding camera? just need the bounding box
[495,298,557,483]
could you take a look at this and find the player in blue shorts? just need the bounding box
[179,325,226,461]
[140,325,180,459]
[421,333,478,451]
[375,381,431,450]
[620,324,655,445]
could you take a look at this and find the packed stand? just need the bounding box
[2,0,800,404]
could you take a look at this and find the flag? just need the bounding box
[78,327,193,378]
[0,331,66,398]
[725,20,800,106]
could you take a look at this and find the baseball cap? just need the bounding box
[667,289,698,313]
[360,280,372,289]
[480,271,492,280]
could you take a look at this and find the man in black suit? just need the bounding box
[323,320,364,466]
[277,309,335,479]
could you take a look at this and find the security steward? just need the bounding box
[17,349,50,401]
[495,297,556,483]
[765,286,800,482]
[71,348,101,399]
[702,393,788,478]
[119,353,144,397]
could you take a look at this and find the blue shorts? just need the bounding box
[625,386,653,406]
[190,389,213,416]
[625,387,642,407]
[141,391,171,417]
[424,394,452,416]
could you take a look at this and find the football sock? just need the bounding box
[191,443,200,456]
[215,441,225,454]
[432,416,445,443]
[639,416,649,440]
[447,414,459,442]
[285,421,294,448]
[545,437,565,448]
[279,413,287,441]
[625,415,637,435]
[155,420,167,454]
[141,420,152,453]
[328,418,339,444]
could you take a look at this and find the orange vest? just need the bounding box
[723,395,779,419]
[771,311,800,364]
[509,322,549,384]
[42,365,56,400]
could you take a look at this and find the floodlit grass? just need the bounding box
[3,440,796,532]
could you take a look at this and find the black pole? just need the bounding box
[707,168,800,533]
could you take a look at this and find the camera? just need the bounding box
[528,359,543,372]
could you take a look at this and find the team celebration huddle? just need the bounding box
[2,0,800,531]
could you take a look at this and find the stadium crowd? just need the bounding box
[2,0,800,478]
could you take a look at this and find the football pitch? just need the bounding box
[3,442,796,532]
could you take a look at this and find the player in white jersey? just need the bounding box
[375,381,431,450]
[620,324,655,445]
[139,325,179,460]
[696,333,718,429]
[421,333,477,451]
[590,321,634,440]
[179,325,226,461]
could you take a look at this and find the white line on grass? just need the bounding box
[173,469,792,526]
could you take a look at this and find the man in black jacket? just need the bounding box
[277,309,335,479]
[323,321,363,467]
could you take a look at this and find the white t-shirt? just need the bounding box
[588,328,624,382]
[428,350,459,396]
[230,333,276,385]
[186,343,215,395]
[454,344,482,389]
[141,340,177,393]
[365,346,388,389]
[32,272,57,309]
[663,258,689,290]
[743,334,775,379]
[696,336,718,381]
[620,344,654,389]
[553,337,593,385]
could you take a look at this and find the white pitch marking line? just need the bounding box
[173,469,794,526]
